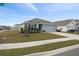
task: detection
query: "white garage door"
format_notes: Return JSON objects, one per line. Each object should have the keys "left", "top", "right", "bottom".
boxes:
{"left": 42, "top": 25, "right": 57, "bottom": 32}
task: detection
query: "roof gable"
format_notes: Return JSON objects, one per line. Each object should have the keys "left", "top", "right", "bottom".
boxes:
{"left": 27, "top": 18, "right": 52, "bottom": 24}
{"left": 19, "top": 18, "right": 57, "bottom": 26}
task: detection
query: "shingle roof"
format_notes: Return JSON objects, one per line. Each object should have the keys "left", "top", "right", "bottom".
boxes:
{"left": 53, "top": 19, "right": 79, "bottom": 26}
{"left": 27, "top": 18, "right": 52, "bottom": 24}
{"left": 74, "top": 19, "right": 79, "bottom": 23}
{"left": 23, "top": 18, "right": 56, "bottom": 25}
{"left": 0, "top": 25, "right": 11, "bottom": 29}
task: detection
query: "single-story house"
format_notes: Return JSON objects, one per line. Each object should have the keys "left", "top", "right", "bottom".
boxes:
{"left": 19, "top": 18, "right": 57, "bottom": 33}
{"left": 54, "top": 19, "right": 79, "bottom": 32}
{"left": 14, "top": 24, "right": 21, "bottom": 31}
{"left": 0, "top": 26, "right": 11, "bottom": 31}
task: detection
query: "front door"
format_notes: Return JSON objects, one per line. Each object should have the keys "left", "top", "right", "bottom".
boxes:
{"left": 39, "top": 24, "right": 42, "bottom": 31}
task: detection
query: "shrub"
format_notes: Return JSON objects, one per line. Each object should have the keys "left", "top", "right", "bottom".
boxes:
{"left": 20, "top": 28, "right": 24, "bottom": 33}
{"left": 42, "top": 30, "right": 45, "bottom": 32}
{"left": 67, "top": 30, "right": 75, "bottom": 32}
{"left": 56, "top": 29, "right": 61, "bottom": 32}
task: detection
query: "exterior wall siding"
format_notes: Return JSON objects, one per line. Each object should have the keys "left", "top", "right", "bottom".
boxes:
{"left": 19, "top": 24, "right": 57, "bottom": 33}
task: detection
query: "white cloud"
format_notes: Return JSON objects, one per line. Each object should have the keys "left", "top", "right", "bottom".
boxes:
{"left": 26, "top": 3, "right": 38, "bottom": 12}
{"left": 15, "top": 3, "right": 39, "bottom": 12}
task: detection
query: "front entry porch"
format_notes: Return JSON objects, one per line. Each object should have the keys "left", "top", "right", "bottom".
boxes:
{"left": 27, "top": 24, "right": 42, "bottom": 33}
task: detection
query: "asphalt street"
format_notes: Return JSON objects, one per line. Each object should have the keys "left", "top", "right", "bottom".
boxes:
{"left": 54, "top": 47, "right": 79, "bottom": 56}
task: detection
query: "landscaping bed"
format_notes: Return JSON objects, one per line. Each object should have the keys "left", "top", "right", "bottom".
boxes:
{"left": 0, "top": 40, "right": 79, "bottom": 56}
{"left": 0, "top": 31, "right": 64, "bottom": 43}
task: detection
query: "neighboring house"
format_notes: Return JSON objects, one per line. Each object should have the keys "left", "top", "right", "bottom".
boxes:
{"left": 18, "top": 18, "right": 57, "bottom": 33}
{"left": 0, "top": 25, "right": 11, "bottom": 31}
{"left": 14, "top": 24, "right": 20, "bottom": 31}
{"left": 54, "top": 19, "right": 79, "bottom": 32}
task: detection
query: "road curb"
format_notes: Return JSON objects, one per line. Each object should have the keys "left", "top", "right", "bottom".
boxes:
{"left": 26, "top": 44, "right": 79, "bottom": 56}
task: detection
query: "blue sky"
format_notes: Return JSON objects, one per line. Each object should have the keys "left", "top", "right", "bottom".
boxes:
{"left": 0, "top": 3, "right": 79, "bottom": 26}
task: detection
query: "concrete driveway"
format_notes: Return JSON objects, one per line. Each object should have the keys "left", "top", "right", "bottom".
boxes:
{"left": 51, "top": 32, "right": 79, "bottom": 56}
{"left": 50, "top": 32, "right": 79, "bottom": 40}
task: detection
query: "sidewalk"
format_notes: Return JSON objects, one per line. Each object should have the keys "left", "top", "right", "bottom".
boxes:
{"left": 50, "top": 32, "right": 79, "bottom": 39}
{"left": 0, "top": 38, "right": 72, "bottom": 50}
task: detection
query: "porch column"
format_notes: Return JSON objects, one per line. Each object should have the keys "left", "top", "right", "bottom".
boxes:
{"left": 28, "top": 24, "right": 31, "bottom": 33}
{"left": 34, "top": 24, "right": 36, "bottom": 32}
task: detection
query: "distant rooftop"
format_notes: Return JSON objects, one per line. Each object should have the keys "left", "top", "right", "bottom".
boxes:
{"left": 53, "top": 19, "right": 79, "bottom": 26}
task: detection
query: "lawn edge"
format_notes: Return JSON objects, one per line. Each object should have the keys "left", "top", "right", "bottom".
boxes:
{"left": 27, "top": 44, "right": 79, "bottom": 56}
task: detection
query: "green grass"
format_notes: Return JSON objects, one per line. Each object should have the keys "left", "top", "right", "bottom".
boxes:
{"left": 0, "top": 31, "right": 64, "bottom": 43}
{"left": 0, "top": 40, "right": 79, "bottom": 56}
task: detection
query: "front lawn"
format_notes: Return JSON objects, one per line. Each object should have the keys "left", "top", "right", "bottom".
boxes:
{"left": 0, "top": 40, "right": 79, "bottom": 56}
{"left": 0, "top": 31, "right": 64, "bottom": 43}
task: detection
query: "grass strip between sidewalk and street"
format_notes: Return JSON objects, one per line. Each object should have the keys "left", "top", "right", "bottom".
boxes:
{"left": 0, "top": 40, "right": 79, "bottom": 56}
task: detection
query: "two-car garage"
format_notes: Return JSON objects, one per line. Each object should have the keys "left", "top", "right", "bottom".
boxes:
{"left": 42, "top": 24, "right": 57, "bottom": 32}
